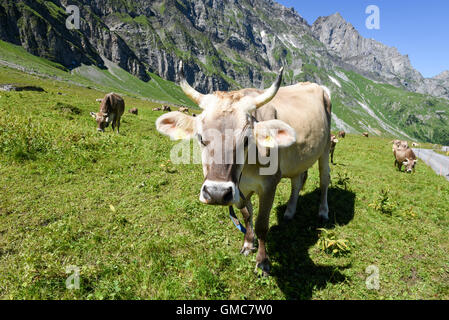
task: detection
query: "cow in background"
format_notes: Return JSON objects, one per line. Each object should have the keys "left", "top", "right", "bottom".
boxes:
{"left": 90, "top": 93, "right": 125, "bottom": 133}
{"left": 330, "top": 134, "right": 339, "bottom": 164}
{"left": 338, "top": 130, "right": 346, "bottom": 138}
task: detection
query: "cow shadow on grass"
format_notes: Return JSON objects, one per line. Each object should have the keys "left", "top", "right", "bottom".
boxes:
{"left": 267, "top": 187, "right": 355, "bottom": 300}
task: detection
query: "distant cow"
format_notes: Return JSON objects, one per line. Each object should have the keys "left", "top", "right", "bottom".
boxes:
{"left": 178, "top": 107, "right": 189, "bottom": 113}
{"left": 362, "top": 132, "right": 369, "bottom": 137}
{"left": 96, "top": 98, "right": 103, "bottom": 102}
{"left": 394, "top": 147, "right": 418, "bottom": 173}
{"left": 391, "top": 140, "right": 408, "bottom": 153}
{"left": 129, "top": 107, "right": 138, "bottom": 115}
{"left": 163, "top": 105, "right": 171, "bottom": 112}
{"left": 412, "top": 142, "right": 420, "bottom": 147}
{"left": 330, "top": 134, "right": 339, "bottom": 164}
{"left": 338, "top": 131, "right": 346, "bottom": 138}
{"left": 90, "top": 92, "right": 125, "bottom": 133}
{"left": 152, "top": 107, "right": 161, "bottom": 111}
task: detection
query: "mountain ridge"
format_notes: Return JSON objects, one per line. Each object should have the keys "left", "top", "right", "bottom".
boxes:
{"left": 0, "top": 0, "right": 448, "bottom": 144}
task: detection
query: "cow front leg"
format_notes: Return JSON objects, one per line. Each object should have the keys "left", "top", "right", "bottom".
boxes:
{"left": 255, "top": 189, "right": 276, "bottom": 276}
{"left": 240, "top": 199, "right": 256, "bottom": 256}
{"left": 318, "top": 153, "right": 330, "bottom": 221}
{"left": 284, "top": 171, "right": 308, "bottom": 220}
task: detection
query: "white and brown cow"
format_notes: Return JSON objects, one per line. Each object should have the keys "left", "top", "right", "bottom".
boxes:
{"left": 156, "top": 62, "right": 332, "bottom": 274}
{"left": 330, "top": 134, "right": 339, "bottom": 165}
{"left": 394, "top": 146, "right": 418, "bottom": 173}
{"left": 90, "top": 93, "right": 125, "bottom": 133}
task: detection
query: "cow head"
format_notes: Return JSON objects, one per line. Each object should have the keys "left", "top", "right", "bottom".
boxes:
{"left": 90, "top": 111, "right": 111, "bottom": 132}
{"left": 403, "top": 158, "right": 417, "bottom": 173}
{"left": 331, "top": 135, "right": 339, "bottom": 145}
{"left": 156, "top": 62, "right": 295, "bottom": 206}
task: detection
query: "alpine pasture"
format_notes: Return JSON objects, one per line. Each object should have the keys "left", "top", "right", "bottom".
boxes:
{"left": 0, "top": 66, "right": 448, "bottom": 300}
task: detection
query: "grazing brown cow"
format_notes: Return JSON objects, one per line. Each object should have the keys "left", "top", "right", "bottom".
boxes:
{"left": 394, "top": 147, "right": 418, "bottom": 173}
{"left": 330, "top": 134, "right": 339, "bottom": 164}
{"left": 362, "top": 132, "right": 369, "bottom": 137}
{"left": 90, "top": 93, "right": 125, "bottom": 133}
{"left": 95, "top": 98, "right": 103, "bottom": 102}
{"left": 157, "top": 62, "right": 332, "bottom": 274}
{"left": 178, "top": 107, "right": 189, "bottom": 113}
{"left": 163, "top": 105, "right": 171, "bottom": 112}
{"left": 152, "top": 107, "right": 161, "bottom": 111}
{"left": 338, "top": 130, "right": 346, "bottom": 138}
{"left": 129, "top": 107, "right": 138, "bottom": 115}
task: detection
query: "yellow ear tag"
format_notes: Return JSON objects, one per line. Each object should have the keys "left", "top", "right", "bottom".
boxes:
{"left": 173, "top": 128, "right": 187, "bottom": 140}
{"left": 262, "top": 135, "right": 275, "bottom": 148}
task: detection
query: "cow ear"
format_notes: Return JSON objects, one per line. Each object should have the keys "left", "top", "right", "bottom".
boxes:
{"left": 254, "top": 120, "right": 296, "bottom": 148}
{"left": 156, "top": 111, "right": 196, "bottom": 140}
{"left": 414, "top": 159, "right": 418, "bottom": 164}
{"left": 90, "top": 112, "right": 96, "bottom": 119}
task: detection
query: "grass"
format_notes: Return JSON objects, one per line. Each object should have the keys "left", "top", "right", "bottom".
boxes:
{"left": 0, "top": 66, "right": 448, "bottom": 300}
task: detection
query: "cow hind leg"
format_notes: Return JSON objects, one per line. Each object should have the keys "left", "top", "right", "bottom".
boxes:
{"left": 318, "top": 153, "right": 330, "bottom": 221}
{"left": 115, "top": 117, "right": 121, "bottom": 134}
{"left": 284, "top": 171, "right": 307, "bottom": 221}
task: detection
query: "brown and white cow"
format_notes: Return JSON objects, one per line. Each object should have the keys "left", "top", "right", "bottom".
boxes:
{"left": 156, "top": 62, "right": 332, "bottom": 274}
{"left": 338, "top": 130, "right": 346, "bottom": 138}
{"left": 90, "top": 93, "right": 125, "bottom": 133}
{"left": 330, "top": 134, "right": 339, "bottom": 165}
{"left": 394, "top": 147, "right": 418, "bottom": 173}
{"left": 129, "top": 107, "right": 138, "bottom": 115}
{"left": 362, "top": 132, "right": 369, "bottom": 138}
{"left": 178, "top": 106, "right": 189, "bottom": 113}
{"left": 391, "top": 140, "right": 408, "bottom": 153}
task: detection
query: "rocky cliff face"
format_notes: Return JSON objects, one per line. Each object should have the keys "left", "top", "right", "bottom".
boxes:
{"left": 0, "top": 0, "right": 448, "bottom": 99}
{"left": 311, "top": 12, "right": 449, "bottom": 99}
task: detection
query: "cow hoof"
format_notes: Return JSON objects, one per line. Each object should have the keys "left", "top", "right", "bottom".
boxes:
{"left": 283, "top": 209, "right": 295, "bottom": 221}
{"left": 255, "top": 259, "right": 271, "bottom": 276}
{"left": 240, "top": 241, "right": 256, "bottom": 256}
{"left": 318, "top": 215, "right": 330, "bottom": 226}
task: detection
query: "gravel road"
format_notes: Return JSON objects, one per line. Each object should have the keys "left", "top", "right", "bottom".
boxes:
{"left": 413, "top": 148, "right": 449, "bottom": 182}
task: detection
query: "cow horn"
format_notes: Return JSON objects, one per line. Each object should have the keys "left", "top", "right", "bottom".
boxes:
{"left": 179, "top": 61, "right": 204, "bottom": 107}
{"left": 254, "top": 67, "right": 284, "bottom": 108}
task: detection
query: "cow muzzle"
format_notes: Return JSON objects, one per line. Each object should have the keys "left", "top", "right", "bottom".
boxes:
{"left": 199, "top": 181, "right": 239, "bottom": 206}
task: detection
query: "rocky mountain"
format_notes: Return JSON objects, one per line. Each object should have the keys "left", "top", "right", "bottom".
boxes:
{"left": 312, "top": 12, "right": 449, "bottom": 99}
{"left": 0, "top": 0, "right": 448, "bottom": 144}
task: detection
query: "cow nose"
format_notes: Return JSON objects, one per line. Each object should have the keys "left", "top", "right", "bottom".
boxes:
{"left": 200, "top": 181, "right": 237, "bottom": 205}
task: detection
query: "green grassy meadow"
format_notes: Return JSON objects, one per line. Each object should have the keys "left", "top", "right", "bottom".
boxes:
{"left": 0, "top": 66, "right": 448, "bottom": 300}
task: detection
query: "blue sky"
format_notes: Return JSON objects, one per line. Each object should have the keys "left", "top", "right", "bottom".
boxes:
{"left": 277, "top": 0, "right": 449, "bottom": 78}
